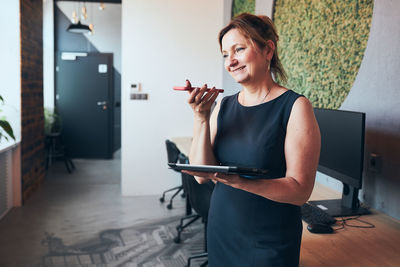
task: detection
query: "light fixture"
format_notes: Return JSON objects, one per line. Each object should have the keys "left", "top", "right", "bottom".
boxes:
{"left": 67, "top": 20, "right": 91, "bottom": 34}
{"left": 88, "top": 2, "right": 95, "bottom": 35}
{"left": 67, "top": 1, "right": 91, "bottom": 34}
{"left": 71, "top": 10, "right": 78, "bottom": 23}
{"left": 81, "top": 5, "right": 88, "bottom": 20}
{"left": 99, "top": 1, "right": 105, "bottom": 11}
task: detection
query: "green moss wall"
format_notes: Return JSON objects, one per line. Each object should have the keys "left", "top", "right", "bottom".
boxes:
{"left": 273, "top": 0, "right": 373, "bottom": 109}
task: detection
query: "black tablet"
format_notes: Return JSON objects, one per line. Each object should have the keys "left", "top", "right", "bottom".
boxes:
{"left": 168, "top": 163, "right": 269, "bottom": 176}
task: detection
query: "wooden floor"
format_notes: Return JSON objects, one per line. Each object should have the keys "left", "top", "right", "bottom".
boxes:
{"left": 300, "top": 183, "right": 400, "bottom": 267}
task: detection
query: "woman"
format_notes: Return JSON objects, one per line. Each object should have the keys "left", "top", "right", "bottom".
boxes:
{"left": 184, "top": 13, "right": 321, "bottom": 266}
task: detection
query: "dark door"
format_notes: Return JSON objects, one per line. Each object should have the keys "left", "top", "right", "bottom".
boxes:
{"left": 56, "top": 52, "right": 113, "bottom": 159}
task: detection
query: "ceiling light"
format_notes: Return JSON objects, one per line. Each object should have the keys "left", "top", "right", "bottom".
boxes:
{"left": 67, "top": 20, "right": 91, "bottom": 34}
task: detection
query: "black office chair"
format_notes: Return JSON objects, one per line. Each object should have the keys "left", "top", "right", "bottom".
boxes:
{"left": 173, "top": 155, "right": 201, "bottom": 244}
{"left": 180, "top": 171, "right": 214, "bottom": 267}
{"left": 161, "top": 140, "right": 187, "bottom": 210}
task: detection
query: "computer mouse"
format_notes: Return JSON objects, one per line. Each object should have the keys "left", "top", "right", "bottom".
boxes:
{"left": 307, "top": 223, "right": 334, "bottom": 234}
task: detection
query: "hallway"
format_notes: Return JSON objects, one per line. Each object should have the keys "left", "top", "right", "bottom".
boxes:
{"left": 0, "top": 152, "right": 186, "bottom": 266}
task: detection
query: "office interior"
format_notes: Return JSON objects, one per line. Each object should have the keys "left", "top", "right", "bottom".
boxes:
{"left": 0, "top": 0, "right": 399, "bottom": 266}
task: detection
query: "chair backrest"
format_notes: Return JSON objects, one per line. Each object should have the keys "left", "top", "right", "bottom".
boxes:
{"left": 166, "top": 139, "right": 182, "bottom": 163}
{"left": 166, "top": 139, "right": 189, "bottom": 174}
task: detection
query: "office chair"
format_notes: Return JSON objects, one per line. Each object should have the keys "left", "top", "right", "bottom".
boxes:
{"left": 161, "top": 140, "right": 187, "bottom": 209}
{"left": 180, "top": 171, "right": 214, "bottom": 267}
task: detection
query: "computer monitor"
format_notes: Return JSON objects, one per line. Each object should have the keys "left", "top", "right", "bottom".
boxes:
{"left": 309, "top": 108, "right": 370, "bottom": 217}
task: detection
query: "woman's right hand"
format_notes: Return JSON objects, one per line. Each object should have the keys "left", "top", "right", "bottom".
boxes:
{"left": 186, "top": 79, "right": 220, "bottom": 122}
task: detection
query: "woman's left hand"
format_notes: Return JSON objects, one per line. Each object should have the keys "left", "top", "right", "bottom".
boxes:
{"left": 181, "top": 170, "right": 244, "bottom": 189}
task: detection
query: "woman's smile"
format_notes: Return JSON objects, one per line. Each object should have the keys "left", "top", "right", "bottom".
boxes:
{"left": 232, "top": 66, "right": 246, "bottom": 72}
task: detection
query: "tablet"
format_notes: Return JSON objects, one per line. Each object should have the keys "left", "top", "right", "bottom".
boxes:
{"left": 168, "top": 163, "right": 269, "bottom": 176}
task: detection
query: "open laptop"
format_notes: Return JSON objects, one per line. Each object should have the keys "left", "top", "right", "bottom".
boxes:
{"left": 168, "top": 163, "right": 269, "bottom": 177}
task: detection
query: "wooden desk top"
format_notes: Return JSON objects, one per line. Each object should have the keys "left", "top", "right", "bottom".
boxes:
{"left": 301, "top": 183, "right": 400, "bottom": 266}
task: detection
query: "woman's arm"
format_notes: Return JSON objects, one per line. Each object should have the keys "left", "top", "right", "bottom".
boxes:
{"left": 209, "top": 97, "right": 321, "bottom": 206}
{"left": 187, "top": 81, "right": 221, "bottom": 184}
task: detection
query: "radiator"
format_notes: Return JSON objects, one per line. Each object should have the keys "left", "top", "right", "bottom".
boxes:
{"left": 0, "top": 150, "right": 12, "bottom": 220}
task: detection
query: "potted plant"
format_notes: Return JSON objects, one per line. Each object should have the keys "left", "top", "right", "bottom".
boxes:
{"left": 0, "top": 95, "right": 16, "bottom": 142}
{"left": 44, "top": 107, "right": 61, "bottom": 135}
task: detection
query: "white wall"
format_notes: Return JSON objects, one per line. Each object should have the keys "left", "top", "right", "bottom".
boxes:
{"left": 0, "top": 1, "right": 21, "bottom": 150}
{"left": 255, "top": 0, "right": 274, "bottom": 17}
{"left": 43, "top": 0, "right": 54, "bottom": 109}
{"left": 121, "top": 0, "right": 224, "bottom": 195}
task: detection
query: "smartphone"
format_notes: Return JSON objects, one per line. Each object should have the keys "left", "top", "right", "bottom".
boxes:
{"left": 173, "top": 86, "right": 224, "bottom": 93}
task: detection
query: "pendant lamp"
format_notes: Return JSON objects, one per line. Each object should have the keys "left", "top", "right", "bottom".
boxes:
{"left": 67, "top": 20, "right": 91, "bottom": 34}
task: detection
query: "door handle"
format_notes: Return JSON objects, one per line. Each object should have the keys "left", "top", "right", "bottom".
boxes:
{"left": 97, "top": 101, "right": 107, "bottom": 106}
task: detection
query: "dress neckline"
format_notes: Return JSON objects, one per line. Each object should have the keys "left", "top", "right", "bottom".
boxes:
{"left": 235, "top": 90, "right": 291, "bottom": 108}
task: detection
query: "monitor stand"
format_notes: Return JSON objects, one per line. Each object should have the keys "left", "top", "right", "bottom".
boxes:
{"left": 309, "top": 199, "right": 370, "bottom": 217}
{"left": 309, "top": 184, "right": 370, "bottom": 217}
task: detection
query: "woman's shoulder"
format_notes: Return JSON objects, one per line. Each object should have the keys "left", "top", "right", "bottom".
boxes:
{"left": 278, "top": 87, "right": 303, "bottom": 99}
{"left": 222, "top": 92, "right": 239, "bottom": 101}
{"left": 218, "top": 92, "right": 239, "bottom": 109}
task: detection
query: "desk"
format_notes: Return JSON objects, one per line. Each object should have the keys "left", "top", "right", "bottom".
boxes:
{"left": 170, "top": 136, "right": 192, "bottom": 157}
{"left": 301, "top": 183, "right": 400, "bottom": 266}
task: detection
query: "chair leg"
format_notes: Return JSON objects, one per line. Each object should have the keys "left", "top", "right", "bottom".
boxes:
{"left": 167, "top": 186, "right": 183, "bottom": 209}
{"left": 174, "top": 214, "right": 201, "bottom": 243}
{"left": 187, "top": 252, "right": 208, "bottom": 267}
{"left": 185, "top": 195, "right": 192, "bottom": 216}
{"left": 186, "top": 220, "right": 208, "bottom": 266}
{"left": 160, "top": 185, "right": 182, "bottom": 203}
{"left": 64, "top": 157, "right": 72, "bottom": 173}
{"left": 200, "top": 260, "right": 208, "bottom": 267}
{"left": 68, "top": 158, "right": 75, "bottom": 170}
{"left": 180, "top": 214, "right": 200, "bottom": 229}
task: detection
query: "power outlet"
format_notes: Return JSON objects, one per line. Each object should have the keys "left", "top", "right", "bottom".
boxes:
{"left": 368, "top": 153, "right": 381, "bottom": 173}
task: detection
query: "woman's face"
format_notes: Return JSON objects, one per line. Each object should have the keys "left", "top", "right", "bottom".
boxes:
{"left": 221, "top": 28, "right": 269, "bottom": 85}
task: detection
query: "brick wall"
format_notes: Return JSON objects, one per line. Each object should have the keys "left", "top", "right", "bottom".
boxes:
{"left": 20, "top": 0, "right": 45, "bottom": 202}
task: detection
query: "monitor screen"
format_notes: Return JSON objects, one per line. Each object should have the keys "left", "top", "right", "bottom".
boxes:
{"left": 314, "top": 108, "right": 365, "bottom": 189}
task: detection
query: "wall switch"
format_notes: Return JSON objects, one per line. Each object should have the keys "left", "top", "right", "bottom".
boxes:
{"left": 130, "top": 83, "right": 142, "bottom": 93}
{"left": 130, "top": 93, "right": 148, "bottom": 100}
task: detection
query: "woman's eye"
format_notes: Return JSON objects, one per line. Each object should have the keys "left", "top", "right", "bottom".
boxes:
{"left": 222, "top": 54, "right": 228, "bottom": 58}
{"left": 235, "top": 47, "right": 244, "bottom": 53}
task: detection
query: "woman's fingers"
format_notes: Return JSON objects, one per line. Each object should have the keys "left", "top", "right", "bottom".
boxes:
{"left": 197, "top": 87, "right": 219, "bottom": 105}
{"left": 204, "top": 87, "right": 219, "bottom": 104}
{"left": 194, "top": 84, "right": 208, "bottom": 104}
{"left": 187, "top": 87, "right": 199, "bottom": 104}
{"left": 186, "top": 82, "right": 219, "bottom": 115}
{"left": 181, "top": 170, "right": 215, "bottom": 179}
{"left": 185, "top": 79, "right": 192, "bottom": 89}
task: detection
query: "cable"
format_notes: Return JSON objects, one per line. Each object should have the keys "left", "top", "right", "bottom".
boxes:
{"left": 334, "top": 215, "right": 375, "bottom": 230}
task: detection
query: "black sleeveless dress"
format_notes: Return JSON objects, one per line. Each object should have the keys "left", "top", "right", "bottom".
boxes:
{"left": 208, "top": 90, "right": 303, "bottom": 267}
